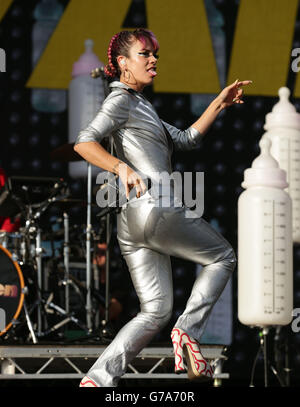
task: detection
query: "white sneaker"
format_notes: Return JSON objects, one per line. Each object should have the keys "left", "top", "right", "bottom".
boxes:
{"left": 79, "top": 376, "right": 98, "bottom": 387}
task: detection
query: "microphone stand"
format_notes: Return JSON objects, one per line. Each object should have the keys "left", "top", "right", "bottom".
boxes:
{"left": 105, "top": 137, "right": 114, "bottom": 324}
{"left": 87, "top": 68, "right": 113, "bottom": 335}
{"left": 86, "top": 162, "right": 93, "bottom": 331}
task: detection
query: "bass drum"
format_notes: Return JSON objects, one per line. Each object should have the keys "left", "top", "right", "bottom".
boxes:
{"left": 0, "top": 245, "right": 24, "bottom": 336}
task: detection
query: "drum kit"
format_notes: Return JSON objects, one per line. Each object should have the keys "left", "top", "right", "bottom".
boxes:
{"left": 0, "top": 142, "right": 120, "bottom": 344}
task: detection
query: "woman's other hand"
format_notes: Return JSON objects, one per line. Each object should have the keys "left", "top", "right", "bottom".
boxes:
{"left": 118, "top": 163, "right": 147, "bottom": 200}
{"left": 217, "top": 79, "right": 253, "bottom": 109}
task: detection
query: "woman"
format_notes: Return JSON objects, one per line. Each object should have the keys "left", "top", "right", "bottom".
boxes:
{"left": 75, "top": 28, "right": 251, "bottom": 387}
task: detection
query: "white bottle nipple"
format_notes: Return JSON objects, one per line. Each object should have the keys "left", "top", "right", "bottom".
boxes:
{"left": 273, "top": 87, "right": 296, "bottom": 114}
{"left": 264, "top": 87, "right": 300, "bottom": 130}
{"left": 252, "top": 138, "right": 278, "bottom": 169}
{"left": 242, "top": 138, "right": 288, "bottom": 189}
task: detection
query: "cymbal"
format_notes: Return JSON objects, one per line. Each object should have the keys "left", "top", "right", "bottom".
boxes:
{"left": 50, "top": 143, "right": 82, "bottom": 162}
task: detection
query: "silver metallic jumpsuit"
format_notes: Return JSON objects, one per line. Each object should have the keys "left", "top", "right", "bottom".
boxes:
{"left": 75, "top": 80, "right": 237, "bottom": 387}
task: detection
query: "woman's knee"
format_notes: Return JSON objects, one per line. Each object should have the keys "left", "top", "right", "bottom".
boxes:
{"left": 158, "top": 306, "right": 173, "bottom": 329}
{"left": 222, "top": 245, "right": 237, "bottom": 273}
{"left": 142, "top": 296, "right": 173, "bottom": 329}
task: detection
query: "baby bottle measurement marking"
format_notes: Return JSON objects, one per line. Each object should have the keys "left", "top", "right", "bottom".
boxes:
{"left": 262, "top": 199, "right": 287, "bottom": 315}
{"left": 277, "top": 137, "right": 300, "bottom": 235}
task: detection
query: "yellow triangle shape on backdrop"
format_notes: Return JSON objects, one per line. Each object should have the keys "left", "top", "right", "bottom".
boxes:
{"left": 146, "top": 0, "right": 220, "bottom": 94}
{"left": 26, "top": 0, "right": 131, "bottom": 90}
{"left": 227, "top": 0, "right": 298, "bottom": 96}
{"left": 0, "top": 0, "right": 13, "bottom": 22}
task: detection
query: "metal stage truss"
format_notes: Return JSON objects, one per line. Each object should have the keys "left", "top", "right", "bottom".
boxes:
{"left": 0, "top": 344, "right": 229, "bottom": 386}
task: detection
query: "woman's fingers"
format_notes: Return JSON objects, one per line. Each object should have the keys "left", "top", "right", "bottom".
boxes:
{"left": 135, "top": 178, "right": 147, "bottom": 198}
{"left": 127, "top": 173, "right": 147, "bottom": 198}
{"left": 125, "top": 182, "right": 130, "bottom": 200}
{"left": 228, "top": 79, "right": 239, "bottom": 89}
{"left": 229, "top": 79, "right": 252, "bottom": 90}
{"left": 237, "top": 80, "right": 252, "bottom": 86}
{"left": 119, "top": 164, "right": 148, "bottom": 200}
{"left": 139, "top": 178, "right": 147, "bottom": 195}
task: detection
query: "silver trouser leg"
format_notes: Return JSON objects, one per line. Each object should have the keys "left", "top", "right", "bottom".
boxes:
{"left": 87, "top": 200, "right": 236, "bottom": 386}
{"left": 141, "top": 204, "right": 236, "bottom": 340}
{"left": 87, "top": 247, "right": 173, "bottom": 387}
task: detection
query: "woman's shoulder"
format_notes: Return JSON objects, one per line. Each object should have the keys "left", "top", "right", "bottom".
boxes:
{"left": 105, "top": 87, "right": 131, "bottom": 103}
{"left": 98, "top": 87, "right": 131, "bottom": 123}
{"left": 101, "top": 88, "right": 131, "bottom": 115}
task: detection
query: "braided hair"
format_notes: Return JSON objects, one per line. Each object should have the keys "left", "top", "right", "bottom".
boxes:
{"left": 103, "top": 28, "right": 159, "bottom": 80}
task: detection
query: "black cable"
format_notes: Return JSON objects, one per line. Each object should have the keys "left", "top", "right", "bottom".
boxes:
{"left": 249, "top": 340, "right": 262, "bottom": 387}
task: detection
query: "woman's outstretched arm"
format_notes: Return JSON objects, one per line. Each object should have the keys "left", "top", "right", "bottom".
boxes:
{"left": 191, "top": 79, "right": 252, "bottom": 136}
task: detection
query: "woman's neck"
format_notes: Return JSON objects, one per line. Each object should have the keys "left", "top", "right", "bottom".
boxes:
{"left": 119, "top": 78, "right": 144, "bottom": 93}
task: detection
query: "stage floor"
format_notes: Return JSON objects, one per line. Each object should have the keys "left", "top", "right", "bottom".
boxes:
{"left": 0, "top": 343, "right": 229, "bottom": 386}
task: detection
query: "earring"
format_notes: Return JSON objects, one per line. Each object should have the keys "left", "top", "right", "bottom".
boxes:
{"left": 124, "top": 68, "right": 131, "bottom": 83}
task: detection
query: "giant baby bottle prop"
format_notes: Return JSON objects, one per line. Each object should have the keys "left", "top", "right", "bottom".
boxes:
{"left": 238, "top": 138, "right": 293, "bottom": 327}
{"left": 262, "top": 87, "right": 300, "bottom": 243}
{"left": 68, "top": 39, "right": 105, "bottom": 178}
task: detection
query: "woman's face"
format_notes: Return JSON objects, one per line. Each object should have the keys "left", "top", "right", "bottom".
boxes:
{"left": 118, "top": 38, "right": 159, "bottom": 91}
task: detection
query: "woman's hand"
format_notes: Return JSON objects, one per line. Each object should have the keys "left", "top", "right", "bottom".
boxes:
{"left": 190, "top": 79, "right": 252, "bottom": 135}
{"left": 217, "top": 79, "right": 252, "bottom": 109}
{"left": 117, "top": 162, "right": 147, "bottom": 200}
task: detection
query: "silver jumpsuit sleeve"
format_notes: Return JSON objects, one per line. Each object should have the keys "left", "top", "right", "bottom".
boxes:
{"left": 75, "top": 91, "right": 130, "bottom": 145}
{"left": 161, "top": 120, "right": 204, "bottom": 151}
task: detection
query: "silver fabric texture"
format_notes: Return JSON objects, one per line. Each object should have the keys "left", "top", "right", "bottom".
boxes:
{"left": 75, "top": 81, "right": 204, "bottom": 190}
{"left": 76, "top": 81, "right": 237, "bottom": 387}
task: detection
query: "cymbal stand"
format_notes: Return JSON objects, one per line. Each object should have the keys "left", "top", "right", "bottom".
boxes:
{"left": 22, "top": 299, "right": 38, "bottom": 343}
{"left": 105, "top": 211, "right": 111, "bottom": 323}
{"left": 23, "top": 187, "right": 70, "bottom": 338}
{"left": 35, "top": 228, "right": 43, "bottom": 336}
{"left": 104, "top": 136, "right": 117, "bottom": 324}
{"left": 63, "top": 212, "right": 70, "bottom": 314}
{"left": 21, "top": 190, "right": 43, "bottom": 336}
{"left": 39, "top": 293, "right": 88, "bottom": 337}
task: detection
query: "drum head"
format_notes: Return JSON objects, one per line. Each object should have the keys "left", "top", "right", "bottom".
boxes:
{"left": 0, "top": 245, "right": 24, "bottom": 336}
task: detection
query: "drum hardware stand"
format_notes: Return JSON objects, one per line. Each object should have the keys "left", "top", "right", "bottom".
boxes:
{"left": 37, "top": 293, "right": 88, "bottom": 338}
{"left": 20, "top": 184, "right": 85, "bottom": 340}
{"left": 0, "top": 178, "right": 92, "bottom": 341}
{"left": 26, "top": 183, "right": 69, "bottom": 335}
{"left": 274, "top": 326, "right": 291, "bottom": 386}
{"left": 22, "top": 295, "right": 38, "bottom": 344}
{"left": 250, "top": 327, "right": 287, "bottom": 387}
{"left": 6, "top": 286, "right": 38, "bottom": 344}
